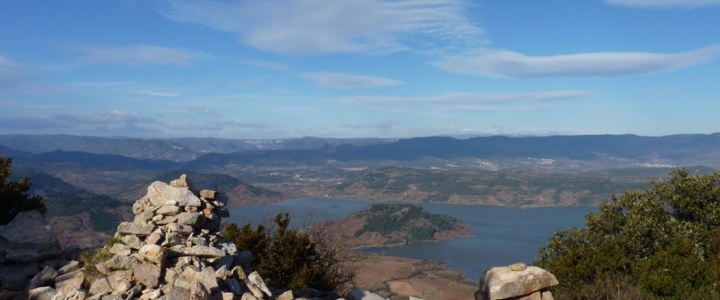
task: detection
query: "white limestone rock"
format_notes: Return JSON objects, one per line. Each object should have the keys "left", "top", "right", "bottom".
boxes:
{"left": 479, "top": 264, "right": 558, "bottom": 300}
{"left": 147, "top": 181, "right": 201, "bottom": 207}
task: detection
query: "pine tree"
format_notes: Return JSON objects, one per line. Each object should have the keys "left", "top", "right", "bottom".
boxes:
{"left": 0, "top": 156, "right": 46, "bottom": 225}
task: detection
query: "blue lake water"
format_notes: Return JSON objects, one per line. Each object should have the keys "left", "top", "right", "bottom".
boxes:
{"left": 226, "top": 198, "right": 595, "bottom": 280}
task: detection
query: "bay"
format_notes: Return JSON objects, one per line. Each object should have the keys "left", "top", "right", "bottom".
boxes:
{"left": 226, "top": 198, "right": 595, "bottom": 280}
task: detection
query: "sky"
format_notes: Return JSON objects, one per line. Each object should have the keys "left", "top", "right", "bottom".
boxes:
{"left": 0, "top": 0, "right": 719, "bottom": 139}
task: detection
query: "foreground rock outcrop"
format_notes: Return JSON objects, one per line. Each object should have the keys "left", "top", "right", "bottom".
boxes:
{"left": 0, "top": 210, "right": 72, "bottom": 299}
{"left": 475, "top": 263, "right": 558, "bottom": 300}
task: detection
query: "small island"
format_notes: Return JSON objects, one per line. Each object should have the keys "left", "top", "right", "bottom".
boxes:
{"left": 318, "top": 203, "right": 474, "bottom": 248}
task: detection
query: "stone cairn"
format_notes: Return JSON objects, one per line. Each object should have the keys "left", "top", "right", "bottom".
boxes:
{"left": 21, "top": 174, "right": 350, "bottom": 300}
{"left": 474, "top": 263, "right": 558, "bottom": 300}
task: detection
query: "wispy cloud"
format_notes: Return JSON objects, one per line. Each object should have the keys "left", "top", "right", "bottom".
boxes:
{"left": 302, "top": 72, "right": 403, "bottom": 88}
{"left": 237, "top": 59, "right": 291, "bottom": 70}
{"left": 0, "top": 55, "right": 31, "bottom": 88}
{"left": 190, "top": 107, "right": 220, "bottom": 116}
{"left": 0, "top": 117, "right": 70, "bottom": 131}
{"left": 134, "top": 90, "right": 180, "bottom": 97}
{"left": 73, "top": 45, "right": 204, "bottom": 66}
{"left": 343, "top": 121, "right": 398, "bottom": 131}
{"left": 223, "top": 120, "right": 269, "bottom": 129}
{"left": 435, "top": 44, "right": 720, "bottom": 78}
{"left": 605, "top": 0, "right": 720, "bottom": 8}
{"left": 157, "top": 0, "right": 483, "bottom": 55}
{"left": 53, "top": 110, "right": 157, "bottom": 125}
{"left": 344, "top": 90, "right": 597, "bottom": 106}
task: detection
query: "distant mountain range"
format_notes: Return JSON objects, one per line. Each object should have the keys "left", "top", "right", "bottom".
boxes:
{"left": 1, "top": 133, "right": 719, "bottom": 170}
{"left": 0, "top": 135, "right": 396, "bottom": 162}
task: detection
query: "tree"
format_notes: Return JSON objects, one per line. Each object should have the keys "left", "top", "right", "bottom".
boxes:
{"left": 536, "top": 168, "right": 720, "bottom": 299}
{"left": 223, "top": 213, "right": 355, "bottom": 295}
{"left": 0, "top": 156, "right": 46, "bottom": 225}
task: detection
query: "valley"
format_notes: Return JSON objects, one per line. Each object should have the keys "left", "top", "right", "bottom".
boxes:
{"left": 2, "top": 133, "right": 717, "bottom": 250}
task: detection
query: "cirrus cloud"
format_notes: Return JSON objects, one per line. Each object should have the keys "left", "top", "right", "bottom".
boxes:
{"left": 302, "top": 72, "right": 402, "bottom": 88}
{"left": 344, "top": 90, "right": 597, "bottom": 105}
{"left": 73, "top": 45, "right": 204, "bottom": 66}
{"left": 605, "top": 0, "right": 720, "bottom": 8}
{"left": 53, "top": 110, "right": 158, "bottom": 125}
{"left": 156, "top": 0, "right": 484, "bottom": 55}
{"left": 0, "top": 55, "right": 31, "bottom": 88}
{"left": 435, "top": 44, "right": 720, "bottom": 78}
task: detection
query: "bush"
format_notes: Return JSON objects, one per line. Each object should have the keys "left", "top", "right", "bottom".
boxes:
{"left": 223, "top": 213, "right": 355, "bottom": 295}
{"left": 0, "top": 156, "right": 46, "bottom": 225}
{"left": 536, "top": 168, "right": 720, "bottom": 299}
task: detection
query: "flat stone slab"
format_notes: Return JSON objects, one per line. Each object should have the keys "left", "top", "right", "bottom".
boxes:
{"left": 117, "top": 222, "right": 155, "bottom": 236}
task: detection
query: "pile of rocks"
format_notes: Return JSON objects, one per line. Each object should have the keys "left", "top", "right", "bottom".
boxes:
{"left": 474, "top": 263, "right": 558, "bottom": 300}
{"left": 22, "top": 174, "right": 341, "bottom": 300}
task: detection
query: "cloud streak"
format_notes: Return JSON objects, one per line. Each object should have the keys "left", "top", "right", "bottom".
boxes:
{"left": 344, "top": 90, "right": 597, "bottom": 105}
{"left": 190, "top": 107, "right": 220, "bottom": 116}
{"left": 134, "top": 90, "right": 180, "bottom": 97}
{"left": 74, "top": 45, "right": 203, "bottom": 66}
{"left": 237, "top": 59, "right": 291, "bottom": 70}
{"left": 157, "top": 0, "right": 483, "bottom": 55}
{"left": 302, "top": 72, "right": 402, "bottom": 88}
{"left": 223, "top": 120, "right": 269, "bottom": 129}
{"left": 53, "top": 110, "right": 157, "bottom": 125}
{"left": 0, "top": 56, "right": 31, "bottom": 88}
{"left": 605, "top": 0, "right": 720, "bottom": 8}
{"left": 435, "top": 44, "right": 720, "bottom": 78}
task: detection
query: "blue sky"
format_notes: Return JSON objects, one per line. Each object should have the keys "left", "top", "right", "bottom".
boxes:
{"left": 1, "top": 0, "right": 719, "bottom": 139}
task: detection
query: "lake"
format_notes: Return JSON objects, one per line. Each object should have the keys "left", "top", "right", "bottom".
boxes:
{"left": 226, "top": 198, "right": 595, "bottom": 280}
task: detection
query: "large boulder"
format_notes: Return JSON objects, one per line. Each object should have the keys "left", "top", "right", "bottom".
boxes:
{"left": 477, "top": 263, "right": 558, "bottom": 300}
{"left": 146, "top": 181, "right": 201, "bottom": 207}
{"left": 0, "top": 211, "right": 64, "bottom": 263}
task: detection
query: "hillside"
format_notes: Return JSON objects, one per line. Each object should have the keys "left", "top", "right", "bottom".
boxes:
{"left": 18, "top": 170, "right": 125, "bottom": 247}
{"left": 331, "top": 167, "right": 655, "bottom": 206}
{"left": 318, "top": 204, "right": 473, "bottom": 248}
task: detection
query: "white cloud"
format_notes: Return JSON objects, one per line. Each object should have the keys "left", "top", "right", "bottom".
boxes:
{"left": 344, "top": 90, "right": 597, "bottom": 105}
{"left": 74, "top": 45, "right": 204, "bottom": 66}
{"left": 605, "top": 0, "right": 720, "bottom": 8}
{"left": 0, "top": 56, "right": 31, "bottom": 88}
{"left": 157, "top": 0, "right": 483, "bottom": 55}
{"left": 435, "top": 44, "right": 720, "bottom": 78}
{"left": 302, "top": 72, "right": 403, "bottom": 88}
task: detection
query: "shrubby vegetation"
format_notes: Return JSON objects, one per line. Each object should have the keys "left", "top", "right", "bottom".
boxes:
{"left": 353, "top": 204, "right": 467, "bottom": 244}
{"left": 0, "top": 156, "right": 46, "bottom": 225}
{"left": 223, "top": 213, "right": 354, "bottom": 295}
{"left": 536, "top": 168, "right": 720, "bottom": 299}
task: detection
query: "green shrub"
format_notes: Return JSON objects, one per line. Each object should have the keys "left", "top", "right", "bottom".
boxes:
{"left": 223, "top": 213, "right": 355, "bottom": 295}
{"left": 0, "top": 156, "right": 46, "bottom": 225}
{"left": 80, "top": 247, "right": 113, "bottom": 288}
{"left": 536, "top": 168, "right": 720, "bottom": 299}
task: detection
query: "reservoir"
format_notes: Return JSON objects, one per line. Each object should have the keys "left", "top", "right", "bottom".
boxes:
{"left": 226, "top": 198, "right": 595, "bottom": 280}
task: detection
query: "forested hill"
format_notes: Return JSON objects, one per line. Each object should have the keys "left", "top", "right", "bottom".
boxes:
{"left": 317, "top": 204, "right": 473, "bottom": 248}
